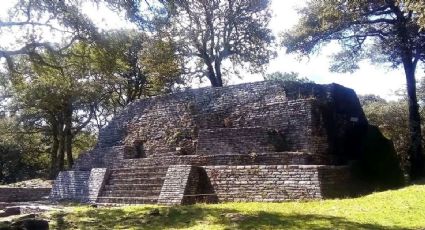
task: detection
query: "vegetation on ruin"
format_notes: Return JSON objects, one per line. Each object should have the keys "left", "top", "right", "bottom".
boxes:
{"left": 44, "top": 184, "right": 425, "bottom": 230}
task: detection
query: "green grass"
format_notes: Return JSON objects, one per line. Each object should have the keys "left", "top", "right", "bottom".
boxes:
{"left": 45, "top": 185, "right": 425, "bottom": 230}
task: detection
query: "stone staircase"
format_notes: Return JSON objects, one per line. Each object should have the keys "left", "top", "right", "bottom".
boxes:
{"left": 96, "top": 166, "right": 169, "bottom": 204}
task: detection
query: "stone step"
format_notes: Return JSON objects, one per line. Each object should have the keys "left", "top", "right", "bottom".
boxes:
{"left": 110, "top": 166, "right": 169, "bottom": 174}
{"left": 96, "top": 196, "right": 158, "bottom": 204}
{"left": 104, "top": 184, "right": 163, "bottom": 191}
{"left": 117, "top": 152, "right": 334, "bottom": 168}
{"left": 107, "top": 177, "right": 165, "bottom": 185}
{"left": 101, "top": 189, "right": 161, "bottom": 197}
{"left": 147, "top": 151, "right": 179, "bottom": 157}
{"left": 109, "top": 172, "right": 166, "bottom": 180}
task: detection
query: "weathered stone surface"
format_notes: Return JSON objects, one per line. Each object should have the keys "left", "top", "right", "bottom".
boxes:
{"left": 4, "top": 207, "right": 20, "bottom": 216}
{"left": 75, "top": 81, "right": 368, "bottom": 168}
{"left": 0, "top": 207, "right": 21, "bottom": 218}
{"left": 157, "top": 165, "right": 194, "bottom": 205}
{"left": 203, "top": 165, "right": 351, "bottom": 202}
{"left": 87, "top": 168, "right": 109, "bottom": 203}
{"left": 50, "top": 81, "right": 373, "bottom": 204}
{"left": 0, "top": 188, "right": 51, "bottom": 203}
{"left": 50, "top": 168, "right": 108, "bottom": 203}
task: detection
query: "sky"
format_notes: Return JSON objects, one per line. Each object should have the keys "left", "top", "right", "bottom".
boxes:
{"left": 264, "top": 0, "right": 408, "bottom": 100}
{"left": 0, "top": 0, "right": 415, "bottom": 100}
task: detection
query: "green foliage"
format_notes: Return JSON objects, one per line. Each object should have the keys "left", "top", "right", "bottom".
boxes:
{"left": 91, "top": 30, "right": 183, "bottom": 107}
{"left": 402, "top": 0, "right": 425, "bottom": 27}
{"left": 166, "top": 0, "right": 275, "bottom": 86}
{"left": 360, "top": 95, "right": 410, "bottom": 169}
{"left": 72, "top": 132, "right": 97, "bottom": 159}
{"left": 1, "top": 28, "right": 184, "bottom": 177}
{"left": 140, "top": 38, "right": 183, "bottom": 95}
{"left": 0, "top": 0, "right": 100, "bottom": 65}
{"left": 282, "top": 0, "right": 425, "bottom": 70}
{"left": 0, "top": 118, "right": 49, "bottom": 184}
{"left": 47, "top": 185, "right": 425, "bottom": 229}
{"left": 264, "top": 72, "right": 313, "bottom": 84}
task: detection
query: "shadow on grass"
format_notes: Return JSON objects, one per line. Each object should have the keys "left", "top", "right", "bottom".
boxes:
{"left": 235, "top": 211, "right": 410, "bottom": 230}
{"left": 50, "top": 205, "right": 411, "bottom": 230}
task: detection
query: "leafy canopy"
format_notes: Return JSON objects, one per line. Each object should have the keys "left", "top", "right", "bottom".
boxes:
{"left": 282, "top": 0, "right": 425, "bottom": 73}
{"left": 168, "top": 0, "right": 275, "bottom": 86}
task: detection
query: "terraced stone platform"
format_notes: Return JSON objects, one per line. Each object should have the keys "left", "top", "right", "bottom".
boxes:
{"left": 97, "top": 166, "right": 167, "bottom": 204}
{"left": 50, "top": 81, "right": 375, "bottom": 205}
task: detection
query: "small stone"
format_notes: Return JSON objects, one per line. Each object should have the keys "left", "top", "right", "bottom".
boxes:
{"left": 224, "top": 213, "right": 247, "bottom": 222}
{"left": 1, "top": 207, "right": 20, "bottom": 217}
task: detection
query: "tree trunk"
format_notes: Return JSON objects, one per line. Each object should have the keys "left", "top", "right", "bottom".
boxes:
{"left": 403, "top": 61, "right": 425, "bottom": 179}
{"left": 57, "top": 116, "right": 65, "bottom": 172}
{"left": 203, "top": 57, "right": 222, "bottom": 87}
{"left": 64, "top": 103, "right": 73, "bottom": 168}
{"left": 49, "top": 117, "right": 59, "bottom": 179}
{"left": 214, "top": 60, "right": 223, "bottom": 87}
{"left": 206, "top": 66, "right": 220, "bottom": 87}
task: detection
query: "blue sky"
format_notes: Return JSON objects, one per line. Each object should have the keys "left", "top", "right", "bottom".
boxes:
{"left": 0, "top": 0, "right": 413, "bottom": 100}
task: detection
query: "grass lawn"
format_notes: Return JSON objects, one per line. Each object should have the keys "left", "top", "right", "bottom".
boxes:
{"left": 45, "top": 184, "right": 425, "bottom": 230}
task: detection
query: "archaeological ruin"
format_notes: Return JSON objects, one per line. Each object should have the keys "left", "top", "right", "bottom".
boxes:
{"left": 50, "top": 81, "right": 398, "bottom": 205}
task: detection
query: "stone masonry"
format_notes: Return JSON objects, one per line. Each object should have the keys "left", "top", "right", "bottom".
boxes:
{"left": 0, "top": 188, "right": 51, "bottom": 202}
{"left": 50, "top": 81, "right": 370, "bottom": 204}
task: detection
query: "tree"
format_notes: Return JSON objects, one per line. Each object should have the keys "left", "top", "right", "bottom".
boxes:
{"left": 169, "top": 0, "right": 275, "bottom": 87}
{"left": 282, "top": 0, "right": 425, "bottom": 179}
{"left": 0, "top": 0, "right": 99, "bottom": 67}
{"left": 108, "top": 0, "right": 276, "bottom": 87}
{"left": 95, "top": 30, "right": 183, "bottom": 108}
{"left": 402, "top": 0, "right": 425, "bottom": 27}
{"left": 360, "top": 95, "right": 410, "bottom": 171}
{"left": 0, "top": 1, "right": 183, "bottom": 178}
{"left": 0, "top": 117, "right": 49, "bottom": 184}
{"left": 2, "top": 30, "right": 183, "bottom": 177}
{"left": 6, "top": 49, "right": 102, "bottom": 176}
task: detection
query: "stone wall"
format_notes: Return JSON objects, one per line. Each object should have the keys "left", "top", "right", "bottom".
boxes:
{"left": 0, "top": 188, "right": 51, "bottom": 202}
{"left": 51, "top": 81, "right": 370, "bottom": 205}
{"left": 197, "top": 127, "right": 273, "bottom": 155}
{"left": 73, "top": 147, "right": 125, "bottom": 171}
{"left": 157, "top": 165, "right": 194, "bottom": 205}
{"left": 202, "top": 165, "right": 351, "bottom": 202}
{"left": 158, "top": 165, "right": 217, "bottom": 205}
{"left": 50, "top": 168, "right": 109, "bottom": 203}
{"left": 74, "top": 81, "right": 368, "bottom": 170}
{"left": 87, "top": 168, "right": 109, "bottom": 203}
{"left": 156, "top": 164, "right": 351, "bottom": 204}
{"left": 118, "top": 152, "right": 334, "bottom": 168}
{"left": 50, "top": 171, "right": 91, "bottom": 202}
